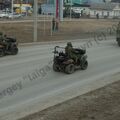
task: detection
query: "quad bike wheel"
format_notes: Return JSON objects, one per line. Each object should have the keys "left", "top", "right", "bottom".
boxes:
{"left": 53, "top": 63, "right": 60, "bottom": 72}
{"left": 11, "top": 47, "right": 18, "bottom": 55}
{"left": 0, "top": 49, "right": 5, "bottom": 57}
{"left": 65, "top": 64, "right": 75, "bottom": 74}
{"left": 81, "top": 61, "right": 88, "bottom": 70}
{"left": 116, "top": 38, "right": 120, "bottom": 47}
{"left": 118, "top": 41, "right": 120, "bottom": 47}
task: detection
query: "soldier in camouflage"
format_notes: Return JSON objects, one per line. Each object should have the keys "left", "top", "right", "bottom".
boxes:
{"left": 0, "top": 33, "right": 9, "bottom": 49}
{"left": 65, "top": 42, "right": 79, "bottom": 63}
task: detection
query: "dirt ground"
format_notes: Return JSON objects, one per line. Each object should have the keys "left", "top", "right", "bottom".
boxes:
{"left": 19, "top": 80, "right": 120, "bottom": 120}
{"left": 0, "top": 19, "right": 119, "bottom": 43}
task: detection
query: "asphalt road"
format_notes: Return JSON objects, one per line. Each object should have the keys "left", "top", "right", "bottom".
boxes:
{"left": 0, "top": 38, "right": 120, "bottom": 120}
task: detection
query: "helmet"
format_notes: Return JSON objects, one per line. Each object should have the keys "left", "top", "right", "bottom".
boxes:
{"left": 67, "top": 42, "right": 72, "bottom": 47}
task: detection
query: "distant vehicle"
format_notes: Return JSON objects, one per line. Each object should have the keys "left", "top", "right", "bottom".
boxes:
{"left": 72, "top": 8, "right": 81, "bottom": 14}
{"left": 53, "top": 46, "right": 88, "bottom": 74}
{"left": 63, "top": 9, "right": 80, "bottom": 18}
{"left": 0, "top": 12, "right": 9, "bottom": 18}
{"left": 7, "top": 13, "right": 23, "bottom": 19}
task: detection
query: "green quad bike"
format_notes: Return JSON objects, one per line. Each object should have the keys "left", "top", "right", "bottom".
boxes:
{"left": 53, "top": 46, "right": 88, "bottom": 74}
{"left": 0, "top": 36, "right": 18, "bottom": 57}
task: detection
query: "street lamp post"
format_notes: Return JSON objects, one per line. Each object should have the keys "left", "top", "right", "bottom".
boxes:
{"left": 11, "top": 0, "right": 14, "bottom": 19}
{"left": 70, "top": 0, "right": 72, "bottom": 20}
{"left": 59, "top": 0, "right": 63, "bottom": 21}
{"left": 54, "top": 0, "right": 59, "bottom": 18}
{"left": 20, "top": 0, "right": 23, "bottom": 14}
{"left": 33, "top": 0, "right": 38, "bottom": 42}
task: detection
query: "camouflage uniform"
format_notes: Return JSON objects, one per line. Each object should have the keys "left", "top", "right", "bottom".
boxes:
{"left": 65, "top": 42, "right": 79, "bottom": 62}
{"left": 0, "top": 33, "right": 9, "bottom": 49}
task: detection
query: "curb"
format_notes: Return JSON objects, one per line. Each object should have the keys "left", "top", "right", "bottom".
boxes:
{"left": 19, "top": 36, "right": 115, "bottom": 47}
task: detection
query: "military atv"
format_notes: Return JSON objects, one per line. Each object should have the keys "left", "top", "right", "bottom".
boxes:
{"left": 0, "top": 37, "right": 18, "bottom": 57}
{"left": 53, "top": 46, "right": 88, "bottom": 74}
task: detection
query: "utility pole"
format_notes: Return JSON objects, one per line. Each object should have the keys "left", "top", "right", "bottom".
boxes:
{"left": 70, "top": 0, "right": 72, "bottom": 20}
{"left": 54, "top": 0, "right": 59, "bottom": 18}
{"left": 59, "top": 0, "right": 63, "bottom": 21}
{"left": 20, "top": 0, "right": 22, "bottom": 14}
{"left": 33, "top": 0, "right": 38, "bottom": 42}
{"left": 11, "top": 0, "right": 14, "bottom": 19}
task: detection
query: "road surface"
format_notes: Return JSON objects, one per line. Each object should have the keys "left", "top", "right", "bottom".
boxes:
{"left": 0, "top": 38, "right": 120, "bottom": 120}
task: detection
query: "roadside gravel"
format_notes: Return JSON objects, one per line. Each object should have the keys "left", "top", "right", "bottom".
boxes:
{"left": 19, "top": 80, "right": 120, "bottom": 120}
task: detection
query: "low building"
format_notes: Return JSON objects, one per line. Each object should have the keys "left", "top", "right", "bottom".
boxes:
{"left": 72, "top": 3, "right": 120, "bottom": 19}
{"left": 113, "top": 3, "right": 120, "bottom": 17}
{"left": 89, "top": 3, "right": 120, "bottom": 18}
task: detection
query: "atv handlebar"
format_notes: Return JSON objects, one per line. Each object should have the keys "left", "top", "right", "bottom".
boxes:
{"left": 53, "top": 46, "right": 65, "bottom": 54}
{"left": 53, "top": 46, "right": 86, "bottom": 55}
{"left": 55, "top": 46, "right": 65, "bottom": 49}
